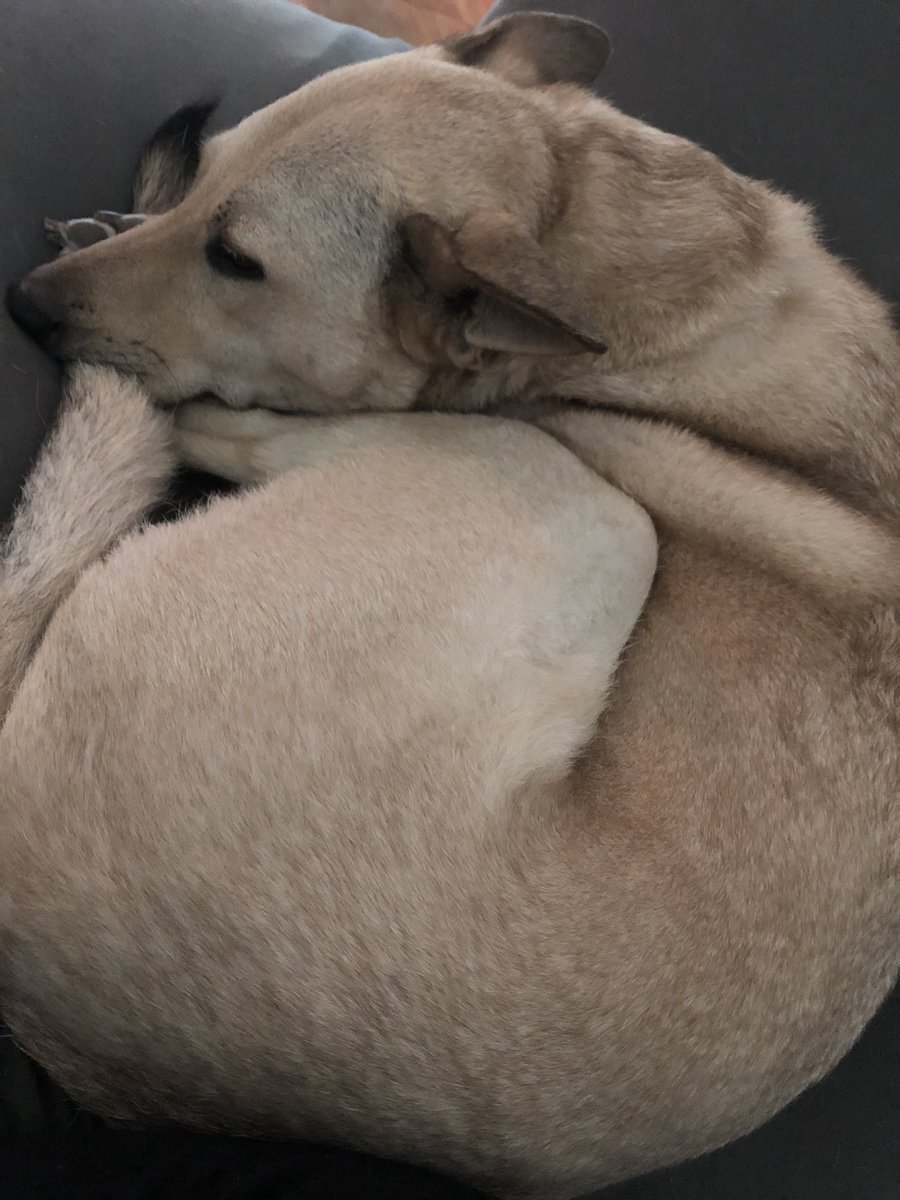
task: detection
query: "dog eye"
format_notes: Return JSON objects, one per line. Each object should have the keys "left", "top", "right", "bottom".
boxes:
{"left": 205, "top": 237, "right": 265, "bottom": 281}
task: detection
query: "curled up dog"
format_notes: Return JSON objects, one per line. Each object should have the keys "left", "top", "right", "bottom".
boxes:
{"left": 3, "top": 15, "right": 898, "bottom": 1199}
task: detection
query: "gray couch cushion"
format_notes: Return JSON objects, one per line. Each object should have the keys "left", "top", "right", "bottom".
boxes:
{"left": 1, "top": 0, "right": 405, "bottom": 520}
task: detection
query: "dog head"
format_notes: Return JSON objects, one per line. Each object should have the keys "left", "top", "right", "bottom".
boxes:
{"left": 7, "top": 14, "right": 769, "bottom": 413}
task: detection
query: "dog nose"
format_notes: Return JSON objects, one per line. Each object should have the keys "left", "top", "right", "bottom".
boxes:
{"left": 5, "top": 277, "right": 66, "bottom": 343}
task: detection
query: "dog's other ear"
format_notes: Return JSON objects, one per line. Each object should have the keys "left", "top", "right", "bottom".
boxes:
{"left": 397, "top": 211, "right": 606, "bottom": 361}
{"left": 132, "top": 101, "right": 218, "bottom": 215}
{"left": 443, "top": 13, "right": 611, "bottom": 88}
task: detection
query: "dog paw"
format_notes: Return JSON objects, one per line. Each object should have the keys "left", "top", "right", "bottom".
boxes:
{"left": 174, "top": 402, "right": 357, "bottom": 485}
{"left": 173, "top": 402, "right": 279, "bottom": 484}
{"left": 174, "top": 402, "right": 286, "bottom": 440}
{"left": 43, "top": 211, "right": 146, "bottom": 255}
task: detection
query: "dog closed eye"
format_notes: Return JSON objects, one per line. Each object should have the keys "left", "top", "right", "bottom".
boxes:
{"left": 205, "top": 236, "right": 265, "bottom": 282}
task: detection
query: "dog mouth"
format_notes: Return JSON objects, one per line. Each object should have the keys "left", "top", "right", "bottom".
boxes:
{"left": 64, "top": 351, "right": 225, "bottom": 413}
{"left": 160, "top": 390, "right": 314, "bottom": 416}
{"left": 160, "top": 390, "right": 249, "bottom": 412}
{"left": 47, "top": 344, "right": 308, "bottom": 417}
{"left": 154, "top": 390, "right": 219, "bottom": 411}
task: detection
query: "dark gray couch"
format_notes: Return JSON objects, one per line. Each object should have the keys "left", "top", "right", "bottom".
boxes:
{"left": 1, "top": 1, "right": 897, "bottom": 1197}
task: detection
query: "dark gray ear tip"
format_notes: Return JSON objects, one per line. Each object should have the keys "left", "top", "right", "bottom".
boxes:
{"left": 456, "top": 11, "right": 612, "bottom": 85}
{"left": 134, "top": 99, "right": 221, "bottom": 214}
{"left": 581, "top": 18, "right": 613, "bottom": 69}
{"left": 538, "top": 13, "right": 613, "bottom": 77}
{"left": 143, "top": 99, "right": 220, "bottom": 167}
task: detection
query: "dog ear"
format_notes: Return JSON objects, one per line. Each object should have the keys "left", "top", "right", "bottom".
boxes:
{"left": 397, "top": 211, "right": 607, "bottom": 360}
{"left": 443, "top": 14, "right": 611, "bottom": 89}
{"left": 132, "top": 101, "right": 219, "bottom": 215}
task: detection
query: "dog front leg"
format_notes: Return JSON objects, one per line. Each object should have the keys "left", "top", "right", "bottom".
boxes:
{"left": 0, "top": 366, "right": 174, "bottom": 721}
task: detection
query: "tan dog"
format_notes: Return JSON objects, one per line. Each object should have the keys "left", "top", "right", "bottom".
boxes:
{"left": 2, "top": 15, "right": 898, "bottom": 1199}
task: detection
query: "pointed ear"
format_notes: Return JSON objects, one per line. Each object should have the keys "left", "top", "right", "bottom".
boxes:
{"left": 399, "top": 211, "right": 607, "bottom": 360}
{"left": 133, "top": 100, "right": 219, "bottom": 214}
{"left": 443, "top": 13, "right": 611, "bottom": 89}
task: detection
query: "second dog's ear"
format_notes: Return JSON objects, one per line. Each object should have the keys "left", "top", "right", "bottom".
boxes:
{"left": 391, "top": 211, "right": 607, "bottom": 364}
{"left": 132, "top": 101, "right": 218, "bottom": 215}
{"left": 443, "top": 14, "right": 611, "bottom": 88}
